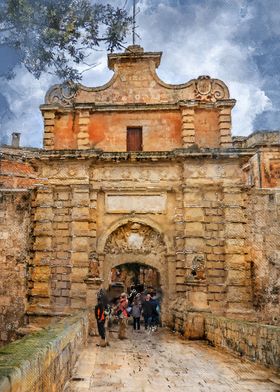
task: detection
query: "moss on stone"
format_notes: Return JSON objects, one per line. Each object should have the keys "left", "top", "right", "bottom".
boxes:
{"left": 0, "top": 312, "right": 87, "bottom": 385}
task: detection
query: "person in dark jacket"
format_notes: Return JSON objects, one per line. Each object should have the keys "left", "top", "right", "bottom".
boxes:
{"left": 150, "top": 292, "right": 160, "bottom": 330}
{"left": 95, "top": 296, "right": 106, "bottom": 347}
{"left": 142, "top": 294, "right": 154, "bottom": 330}
{"left": 131, "top": 293, "right": 142, "bottom": 330}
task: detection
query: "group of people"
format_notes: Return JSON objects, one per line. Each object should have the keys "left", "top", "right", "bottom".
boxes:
{"left": 94, "top": 289, "right": 161, "bottom": 347}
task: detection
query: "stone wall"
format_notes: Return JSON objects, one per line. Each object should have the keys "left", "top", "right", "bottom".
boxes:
{"left": 177, "top": 160, "right": 253, "bottom": 316}
{"left": 0, "top": 190, "right": 32, "bottom": 345}
{"left": 0, "top": 149, "right": 39, "bottom": 189}
{"left": 205, "top": 315, "right": 280, "bottom": 369}
{"left": 0, "top": 312, "right": 88, "bottom": 392}
{"left": 247, "top": 189, "right": 280, "bottom": 325}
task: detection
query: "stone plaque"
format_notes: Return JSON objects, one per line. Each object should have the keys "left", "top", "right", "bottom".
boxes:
{"left": 105, "top": 193, "right": 166, "bottom": 213}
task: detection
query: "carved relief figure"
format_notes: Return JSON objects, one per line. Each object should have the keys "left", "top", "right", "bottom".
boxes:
{"left": 104, "top": 222, "right": 166, "bottom": 255}
{"left": 88, "top": 252, "right": 100, "bottom": 278}
{"left": 187, "top": 255, "right": 206, "bottom": 281}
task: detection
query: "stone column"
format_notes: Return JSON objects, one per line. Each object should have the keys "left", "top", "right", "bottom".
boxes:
{"left": 42, "top": 111, "right": 55, "bottom": 150}
{"left": 223, "top": 186, "right": 253, "bottom": 318}
{"left": 77, "top": 110, "right": 90, "bottom": 149}
{"left": 181, "top": 106, "right": 195, "bottom": 147}
{"left": 219, "top": 107, "right": 232, "bottom": 148}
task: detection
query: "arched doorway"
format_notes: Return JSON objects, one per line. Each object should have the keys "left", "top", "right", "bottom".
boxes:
{"left": 108, "top": 262, "right": 161, "bottom": 302}
{"left": 97, "top": 220, "right": 175, "bottom": 323}
{"left": 111, "top": 262, "right": 160, "bottom": 290}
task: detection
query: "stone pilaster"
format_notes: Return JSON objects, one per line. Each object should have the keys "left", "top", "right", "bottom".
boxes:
{"left": 183, "top": 186, "right": 205, "bottom": 280}
{"left": 183, "top": 186, "right": 209, "bottom": 310}
{"left": 70, "top": 187, "right": 91, "bottom": 309}
{"left": 223, "top": 186, "right": 253, "bottom": 318}
{"left": 89, "top": 189, "right": 98, "bottom": 253}
{"left": 174, "top": 188, "right": 185, "bottom": 294}
{"left": 219, "top": 107, "right": 232, "bottom": 148}
{"left": 50, "top": 186, "right": 72, "bottom": 310}
{"left": 77, "top": 110, "right": 90, "bottom": 150}
{"left": 203, "top": 186, "right": 226, "bottom": 313}
{"left": 31, "top": 188, "right": 54, "bottom": 308}
{"left": 43, "top": 111, "right": 55, "bottom": 150}
{"left": 181, "top": 107, "right": 195, "bottom": 147}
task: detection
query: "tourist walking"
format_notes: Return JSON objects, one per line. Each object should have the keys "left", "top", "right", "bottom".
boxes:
{"left": 150, "top": 292, "right": 160, "bottom": 330}
{"left": 95, "top": 295, "right": 107, "bottom": 347}
{"left": 131, "top": 293, "right": 142, "bottom": 330}
{"left": 115, "top": 292, "right": 129, "bottom": 339}
{"left": 142, "top": 293, "right": 154, "bottom": 330}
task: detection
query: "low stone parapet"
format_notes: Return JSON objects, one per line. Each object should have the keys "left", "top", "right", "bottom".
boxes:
{"left": 205, "top": 315, "right": 280, "bottom": 369}
{"left": 0, "top": 312, "right": 88, "bottom": 392}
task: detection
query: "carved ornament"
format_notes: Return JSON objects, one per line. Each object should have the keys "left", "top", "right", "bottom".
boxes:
{"left": 104, "top": 222, "right": 166, "bottom": 255}
{"left": 194, "top": 76, "right": 227, "bottom": 102}
{"left": 185, "top": 255, "right": 206, "bottom": 282}
{"left": 88, "top": 251, "right": 100, "bottom": 278}
{"left": 45, "top": 83, "right": 77, "bottom": 107}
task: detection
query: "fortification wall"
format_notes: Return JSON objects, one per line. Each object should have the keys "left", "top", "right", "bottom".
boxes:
{"left": 247, "top": 189, "right": 280, "bottom": 325}
{"left": 0, "top": 190, "right": 32, "bottom": 345}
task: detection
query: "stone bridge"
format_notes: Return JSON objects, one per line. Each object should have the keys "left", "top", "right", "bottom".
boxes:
{"left": 0, "top": 311, "right": 279, "bottom": 391}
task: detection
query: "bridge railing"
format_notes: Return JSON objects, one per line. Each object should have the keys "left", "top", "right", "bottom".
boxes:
{"left": 0, "top": 311, "right": 88, "bottom": 392}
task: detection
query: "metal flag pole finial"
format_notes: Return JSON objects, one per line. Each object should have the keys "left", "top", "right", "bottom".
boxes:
{"left": 132, "top": 0, "right": 136, "bottom": 45}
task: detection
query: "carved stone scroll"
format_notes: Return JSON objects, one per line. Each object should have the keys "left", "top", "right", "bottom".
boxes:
{"left": 45, "top": 83, "right": 77, "bottom": 107}
{"left": 194, "top": 76, "right": 228, "bottom": 102}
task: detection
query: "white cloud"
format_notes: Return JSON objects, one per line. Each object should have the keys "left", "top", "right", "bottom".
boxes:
{"left": 1, "top": 67, "right": 56, "bottom": 147}
{"left": 230, "top": 82, "right": 272, "bottom": 135}
{"left": 0, "top": 0, "right": 277, "bottom": 146}
{"left": 135, "top": 0, "right": 271, "bottom": 136}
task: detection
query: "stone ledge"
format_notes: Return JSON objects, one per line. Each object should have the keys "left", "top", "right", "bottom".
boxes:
{"left": 205, "top": 315, "right": 280, "bottom": 370}
{"left": 0, "top": 311, "right": 88, "bottom": 392}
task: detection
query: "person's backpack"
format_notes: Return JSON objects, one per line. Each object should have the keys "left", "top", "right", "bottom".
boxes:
{"left": 126, "top": 306, "right": 132, "bottom": 316}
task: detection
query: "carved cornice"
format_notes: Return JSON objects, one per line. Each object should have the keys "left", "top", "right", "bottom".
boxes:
{"left": 40, "top": 99, "right": 236, "bottom": 113}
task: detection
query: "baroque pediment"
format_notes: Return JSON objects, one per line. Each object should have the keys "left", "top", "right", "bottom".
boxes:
{"left": 44, "top": 46, "right": 230, "bottom": 108}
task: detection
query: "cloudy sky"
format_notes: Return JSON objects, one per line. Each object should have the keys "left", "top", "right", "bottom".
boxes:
{"left": 0, "top": 0, "right": 280, "bottom": 147}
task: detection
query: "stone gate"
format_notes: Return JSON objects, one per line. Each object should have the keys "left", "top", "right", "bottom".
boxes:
{"left": 0, "top": 45, "right": 280, "bottom": 344}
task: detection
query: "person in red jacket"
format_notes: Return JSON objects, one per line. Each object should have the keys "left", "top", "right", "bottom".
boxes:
{"left": 115, "top": 292, "right": 129, "bottom": 339}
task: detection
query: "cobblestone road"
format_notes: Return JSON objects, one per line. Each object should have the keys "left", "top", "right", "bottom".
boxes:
{"left": 65, "top": 327, "right": 280, "bottom": 392}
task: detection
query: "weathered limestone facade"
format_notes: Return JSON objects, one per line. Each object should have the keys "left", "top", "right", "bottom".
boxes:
{"left": 0, "top": 45, "right": 280, "bottom": 342}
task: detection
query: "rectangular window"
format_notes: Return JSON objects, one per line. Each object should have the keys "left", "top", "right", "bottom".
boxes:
{"left": 127, "top": 127, "right": 143, "bottom": 151}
